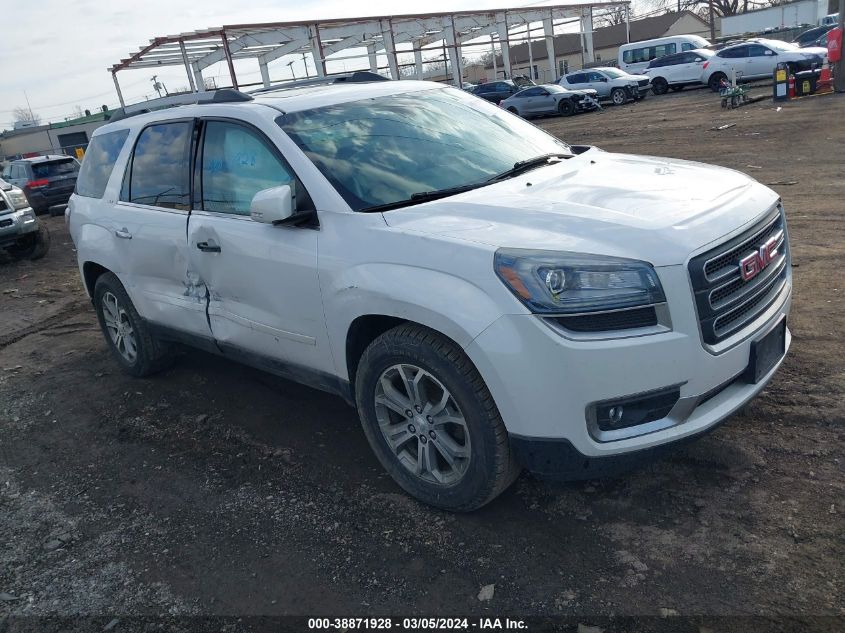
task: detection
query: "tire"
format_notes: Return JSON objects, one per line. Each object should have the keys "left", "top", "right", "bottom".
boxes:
{"left": 506, "top": 106, "right": 519, "bottom": 115}
{"left": 651, "top": 77, "right": 668, "bottom": 95}
{"left": 708, "top": 72, "right": 726, "bottom": 92}
{"left": 557, "top": 99, "right": 576, "bottom": 117}
{"left": 610, "top": 87, "right": 627, "bottom": 105}
{"left": 49, "top": 206, "right": 65, "bottom": 217}
{"left": 93, "top": 272, "right": 172, "bottom": 377}
{"left": 354, "top": 324, "right": 521, "bottom": 511}
{"left": 7, "top": 222, "right": 50, "bottom": 260}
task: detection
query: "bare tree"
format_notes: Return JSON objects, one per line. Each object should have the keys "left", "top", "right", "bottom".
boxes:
{"left": 71, "top": 105, "right": 84, "bottom": 119}
{"left": 644, "top": 0, "right": 777, "bottom": 17}
{"left": 594, "top": 6, "right": 629, "bottom": 27}
{"left": 12, "top": 106, "right": 41, "bottom": 126}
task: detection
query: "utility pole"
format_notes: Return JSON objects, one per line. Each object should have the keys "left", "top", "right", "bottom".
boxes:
{"left": 835, "top": 0, "right": 845, "bottom": 92}
{"left": 708, "top": 0, "right": 716, "bottom": 42}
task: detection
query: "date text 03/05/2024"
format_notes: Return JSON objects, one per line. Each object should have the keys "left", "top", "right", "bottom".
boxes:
{"left": 307, "top": 617, "right": 528, "bottom": 630}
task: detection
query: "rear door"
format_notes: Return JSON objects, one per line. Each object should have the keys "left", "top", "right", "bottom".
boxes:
{"left": 186, "top": 118, "right": 331, "bottom": 376}
{"left": 113, "top": 119, "right": 212, "bottom": 340}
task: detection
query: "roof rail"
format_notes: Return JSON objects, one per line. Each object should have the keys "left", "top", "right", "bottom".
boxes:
{"left": 107, "top": 89, "right": 254, "bottom": 122}
{"left": 249, "top": 71, "right": 390, "bottom": 95}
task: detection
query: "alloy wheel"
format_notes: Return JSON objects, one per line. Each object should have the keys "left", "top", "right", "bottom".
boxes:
{"left": 373, "top": 363, "right": 471, "bottom": 486}
{"left": 101, "top": 291, "right": 138, "bottom": 363}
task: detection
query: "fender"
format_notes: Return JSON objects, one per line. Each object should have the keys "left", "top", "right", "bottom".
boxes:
{"left": 323, "top": 262, "right": 512, "bottom": 382}
{"left": 75, "top": 222, "right": 129, "bottom": 297}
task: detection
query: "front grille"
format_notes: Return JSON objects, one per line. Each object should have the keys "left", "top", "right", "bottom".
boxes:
{"left": 688, "top": 206, "right": 789, "bottom": 345}
{"left": 638, "top": 79, "right": 649, "bottom": 87}
{"left": 0, "top": 198, "right": 7, "bottom": 211}
{"left": 0, "top": 218, "right": 12, "bottom": 228}
{"left": 552, "top": 306, "right": 658, "bottom": 333}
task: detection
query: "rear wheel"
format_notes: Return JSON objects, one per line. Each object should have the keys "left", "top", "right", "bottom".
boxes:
{"left": 610, "top": 87, "right": 627, "bottom": 105}
{"left": 557, "top": 99, "right": 576, "bottom": 117}
{"left": 93, "top": 272, "right": 172, "bottom": 377}
{"left": 355, "top": 324, "right": 520, "bottom": 511}
{"left": 651, "top": 77, "right": 669, "bottom": 95}
{"left": 708, "top": 72, "right": 727, "bottom": 92}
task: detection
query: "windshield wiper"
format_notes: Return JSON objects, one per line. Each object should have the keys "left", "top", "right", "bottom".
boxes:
{"left": 359, "top": 182, "right": 487, "bottom": 213}
{"left": 487, "top": 152, "right": 571, "bottom": 182}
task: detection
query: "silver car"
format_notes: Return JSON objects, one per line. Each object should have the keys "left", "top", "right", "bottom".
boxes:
{"left": 559, "top": 67, "right": 650, "bottom": 105}
{"left": 500, "top": 84, "right": 600, "bottom": 118}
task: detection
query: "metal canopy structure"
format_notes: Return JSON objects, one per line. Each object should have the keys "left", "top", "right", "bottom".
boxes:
{"left": 109, "top": 2, "right": 631, "bottom": 107}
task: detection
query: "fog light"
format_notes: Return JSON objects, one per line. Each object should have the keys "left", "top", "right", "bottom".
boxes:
{"left": 608, "top": 406, "right": 624, "bottom": 425}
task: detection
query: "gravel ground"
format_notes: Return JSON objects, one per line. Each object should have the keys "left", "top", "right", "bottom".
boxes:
{"left": 0, "top": 86, "right": 842, "bottom": 632}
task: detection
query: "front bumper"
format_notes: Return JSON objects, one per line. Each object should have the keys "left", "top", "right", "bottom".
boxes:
{"left": 0, "top": 208, "right": 39, "bottom": 247}
{"left": 465, "top": 262, "right": 792, "bottom": 469}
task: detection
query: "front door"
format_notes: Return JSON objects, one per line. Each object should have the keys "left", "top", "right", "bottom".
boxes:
{"left": 186, "top": 119, "right": 332, "bottom": 376}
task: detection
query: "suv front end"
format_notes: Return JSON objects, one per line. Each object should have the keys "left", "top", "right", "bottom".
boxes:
{"left": 0, "top": 182, "right": 39, "bottom": 250}
{"left": 465, "top": 204, "right": 791, "bottom": 478}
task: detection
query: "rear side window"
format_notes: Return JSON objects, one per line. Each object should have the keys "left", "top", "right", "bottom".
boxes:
{"left": 200, "top": 121, "right": 294, "bottom": 216}
{"left": 567, "top": 73, "right": 586, "bottom": 83}
{"left": 75, "top": 130, "right": 130, "bottom": 198}
{"left": 121, "top": 122, "right": 193, "bottom": 210}
{"left": 32, "top": 159, "right": 78, "bottom": 179}
{"left": 719, "top": 46, "right": 748, "bottom": 59}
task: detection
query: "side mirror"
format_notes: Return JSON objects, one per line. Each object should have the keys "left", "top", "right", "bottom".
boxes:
{"left": 250, "top": 185, "right": 294, "bottom": 224}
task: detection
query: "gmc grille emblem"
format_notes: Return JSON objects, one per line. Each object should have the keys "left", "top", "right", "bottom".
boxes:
{"left": 739, "top": 232, "right": 782, "bottom": 282}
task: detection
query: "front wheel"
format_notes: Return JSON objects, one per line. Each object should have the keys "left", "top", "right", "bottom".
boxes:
{"left": 610, "top": 87, "right": 627, "bottom": 105}
{"left": 7, "top": 222, "right": 50, "bottom": 260}
{"left": 94, "top": 272, "right": 172, "bottom": 377}
{"left": 557, "top": 99, "right": 576, "bottom": 117}
{"left": 355, "top": 324, "right": 520, "bottom": 511}
{"left": 651, "top": 77, "right": 668, "bottom": 95}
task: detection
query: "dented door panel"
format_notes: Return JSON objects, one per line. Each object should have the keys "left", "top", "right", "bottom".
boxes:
{"left": 186, "top": 211, "right": 333, "bottom": 375}
{"left": 112, "top": 202, "right": 212, "bottom": 338}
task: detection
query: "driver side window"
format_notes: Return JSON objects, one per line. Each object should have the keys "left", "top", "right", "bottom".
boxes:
{"left": 200, "top": 121, "right": 295, "bottom": 216}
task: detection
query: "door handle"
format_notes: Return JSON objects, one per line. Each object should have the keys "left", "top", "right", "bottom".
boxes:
{"left": 196, "top": 241, "right": 221, "bottom": 253}
{"left": 114, "top": 228, "right": 132, "bottom": 239}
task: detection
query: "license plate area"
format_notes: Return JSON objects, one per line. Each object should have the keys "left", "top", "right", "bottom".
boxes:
{"left": 746, "top": 318, "right": 786, "bottom": 383}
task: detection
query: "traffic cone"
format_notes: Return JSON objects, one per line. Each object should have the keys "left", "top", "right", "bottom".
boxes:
{"left": 818, "top": 63, "right": 833, "bottom": 93}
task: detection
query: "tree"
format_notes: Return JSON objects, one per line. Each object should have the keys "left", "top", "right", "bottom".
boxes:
{"left": 644, "top": 0, "right": 778, "bottom": 17}
{"left": 12, "top": 106, "right": 41, "bottom": 126}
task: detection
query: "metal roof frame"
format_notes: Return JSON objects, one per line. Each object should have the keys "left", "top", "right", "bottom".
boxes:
{"left": 109, "top": 2, "right": 631, "bottom": 106}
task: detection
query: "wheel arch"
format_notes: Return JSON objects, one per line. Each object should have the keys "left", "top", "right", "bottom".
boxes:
{"left": 82, "top": 261, "right": 110, "bottom": 299}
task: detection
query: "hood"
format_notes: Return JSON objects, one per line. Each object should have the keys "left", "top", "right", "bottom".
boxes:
{"left": 798, "top": 46, "right": 828, "bottom": 57}
{"left": 620, "top": 73, "right": 649, "bottom": 81}
{"left": 382, "top": 149, "right": 779, "bottom": 267}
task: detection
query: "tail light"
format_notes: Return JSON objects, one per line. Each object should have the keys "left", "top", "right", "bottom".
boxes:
{"left": 25, "top": 179, "right": 49, "bottom": 189}
{"left": 702, "top": 61, "right": 710, "bottom": 70}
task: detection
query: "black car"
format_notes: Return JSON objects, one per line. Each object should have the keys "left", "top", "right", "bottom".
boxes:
{"left": 793, "top": 26, "right": 832, "bottom": 48}
{"left": 469, "top": 78, "right": 535, "bottom": 104}
{"left": 1, "top": 155, "right": 80, "bottom": 215}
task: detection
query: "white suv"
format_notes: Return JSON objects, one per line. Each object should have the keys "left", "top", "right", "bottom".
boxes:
{"left": 68, "top": 76, "right": 792, "bottom": 511}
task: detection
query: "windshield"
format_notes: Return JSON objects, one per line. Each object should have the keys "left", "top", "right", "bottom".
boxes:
{"left": 762, "top": 40, "right": 796, "bottom": 52}
{"left": 601, "top": 68, "right": 626, "bottom": 78}
{"left": 277, "top": 87, "right": 570, "bottom": 211}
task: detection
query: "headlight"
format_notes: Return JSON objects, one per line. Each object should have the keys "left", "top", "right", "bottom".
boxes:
{"left": 494, "top": 249, "right": 665, "bottom": 314}
{"left": 6, "top": 188, "right": 29, "bottom": 210}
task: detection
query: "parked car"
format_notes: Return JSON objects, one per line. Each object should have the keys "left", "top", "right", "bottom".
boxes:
{"left": 0, "top": 178, "right": 50, "bottom": 260}
{"left": 701, "top": 39, "right": 828, "bottom": 91}
{"left": 499, "top": 84, "right": 600, "bottom": 117}
{"left": 469, "top": 78, "right": 535, "bottom": 104}
{"left": 644, "top": 49, "right": 715, "bottom": 94}
{"left": 793, "top": 25, "right": 833, "bottom": 48}
{"left": 619, "top": 34, "right": 710, "bottom": 74}
{"left": 559, "top": 67, "right": 650, "bottom": 105}
{"left": 68, "top": 78, "right": 792, "bottom": 511}
{"left": 1, "top": 155, "right": 80, "bottom": 216}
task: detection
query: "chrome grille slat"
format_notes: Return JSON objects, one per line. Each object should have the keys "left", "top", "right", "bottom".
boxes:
{"left": 709, "top": 247, "right": 786, "bottom": 311}
{"left": 688, "top": 205, "right": 789, "bottom": 345}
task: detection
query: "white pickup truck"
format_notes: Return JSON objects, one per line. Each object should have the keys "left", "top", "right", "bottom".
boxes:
{"left": 68, "top": 76, "right": 792, "bottom": 511}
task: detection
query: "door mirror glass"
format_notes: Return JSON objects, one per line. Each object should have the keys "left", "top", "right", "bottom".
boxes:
{"left": 250, "top": 185, "right": 294, "bottom": 224}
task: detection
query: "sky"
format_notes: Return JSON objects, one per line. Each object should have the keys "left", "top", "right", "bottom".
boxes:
{"left": 1, "top": 0, "right": 605, "bottom": 129}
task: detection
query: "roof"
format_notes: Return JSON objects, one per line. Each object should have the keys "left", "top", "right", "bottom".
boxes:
{"left": 493, "top": 10, "right": 709, "bottom": 66}
{"left": 15, "top": 155, "right": 72, "bottom": 163}
{"left": 93, "top": 80, "right": 449, "bottom": 135}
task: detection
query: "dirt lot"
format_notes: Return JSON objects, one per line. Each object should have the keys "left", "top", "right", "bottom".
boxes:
{"left": 1, "top": 87, "right": 843, "bottom": 630}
